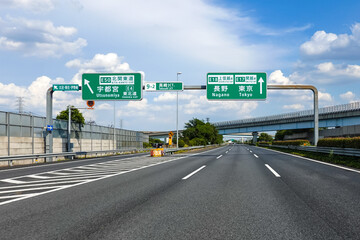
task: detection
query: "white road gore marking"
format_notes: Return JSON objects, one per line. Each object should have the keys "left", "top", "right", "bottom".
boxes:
{"left": 182, "top": 166, "right": 206, "bottom": 180}
{"left": 0, "top": 146, "right": 225, "bottom": 206}
{"left": 1, "top": 179, "right": 26, "bottom": 184}
{"left": 28, "top": 175, "right": 50, "bottom": 179}
{"left": 265, "top": 164, "right": 281, "bottom": 177}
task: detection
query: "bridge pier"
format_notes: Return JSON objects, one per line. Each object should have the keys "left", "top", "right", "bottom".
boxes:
{"left": 252, "top": 132, "right": 258, "bottom": 145}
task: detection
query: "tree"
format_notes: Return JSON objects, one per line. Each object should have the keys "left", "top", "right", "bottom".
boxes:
{"left": 258, "top": 133, "right": 273, "bottom": 142}
{"left": 149, "top": 138, "right": 163, "bottom": 145}
{"left": 56, "top": 106, "right": 85, "bottom": 126}
{"left": 181, "top": 118, "right": 223, "bottom": 146}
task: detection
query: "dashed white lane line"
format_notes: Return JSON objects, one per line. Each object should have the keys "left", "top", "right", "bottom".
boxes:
{"left": 250, "top": 150, "right": 253, "bottom": 153}
{"left": 216, "top": 155, "right": 223, "bottom": 159}
{"left": 182, "top": 165, "right": 206, "bottom": 180}
{"left": 265, "top": 164, "right": 281, "bottom": 177}
{"left": 254, "top": 154, "right": 259, "bottom": 158}
{"left": 226, "top": 151, "right": 228, "bottom": 154}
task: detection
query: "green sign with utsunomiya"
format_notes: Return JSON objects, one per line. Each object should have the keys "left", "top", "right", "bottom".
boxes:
{"left": 82, "top": 73, "right": 143, "bottom": 100}
{"left": 206, "top": 72, "right": 267, "bottom": 100}
{"left": 53, "top": 84, "right": 79, "bottom": 91}
{"left": 145, "top": 82, "right": 183, "bottom": 91}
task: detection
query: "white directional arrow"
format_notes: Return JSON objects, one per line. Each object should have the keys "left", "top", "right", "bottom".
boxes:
{"left": 258, "top": 77, "right": 264, "bottom": 94}
{"left": 84, "top": 79, "right": 94, "bottom": 94}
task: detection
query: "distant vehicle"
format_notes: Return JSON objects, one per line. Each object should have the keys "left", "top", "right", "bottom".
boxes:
{"left": 152, "top": 143, "right": 163, "bottom": 148}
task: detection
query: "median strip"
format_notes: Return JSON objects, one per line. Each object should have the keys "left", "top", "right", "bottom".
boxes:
{"left": 182, "top": 166, "right": 206, "bottom": 180}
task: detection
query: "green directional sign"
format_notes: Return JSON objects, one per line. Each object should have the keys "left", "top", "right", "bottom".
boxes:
{"left": 82, "top": 73, "right": 143, "bottom": 101}
{"left": 144, "top": 82, "right": 183, "bottom": 91}
{"left": 53, "top": 84, "right": 79, "bottom": 91}
{"left": 207, "top": 72, "right": 267, "bottom": 100}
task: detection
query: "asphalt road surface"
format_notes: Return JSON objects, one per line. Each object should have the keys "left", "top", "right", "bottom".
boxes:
{"left": 0, "top": 145, "right": 360, "bottom": 239}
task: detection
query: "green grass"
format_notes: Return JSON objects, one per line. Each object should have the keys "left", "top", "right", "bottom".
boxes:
{"left": 262, "top": 146, "right": 360, "bottom": 169}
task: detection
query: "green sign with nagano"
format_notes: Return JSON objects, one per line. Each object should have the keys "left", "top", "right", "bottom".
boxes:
{"left": 207, "top": 72, "right": 267, "bottom": 100}
{"left": 82, "top": 73, "right": 143, "bottom": 100}
{"left": 145, "top": 82, "right": 183, "bottom": 91}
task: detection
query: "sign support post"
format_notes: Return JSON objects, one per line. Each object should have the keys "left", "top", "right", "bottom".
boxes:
{"left": 68, "top": 105, "right": 71, "bottom": 152}
{"left": 45, "top": 87, "right": 53, "bottom": 162}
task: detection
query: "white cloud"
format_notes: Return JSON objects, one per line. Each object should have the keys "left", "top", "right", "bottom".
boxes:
{"left": 0, "top": 17, "right": 87, "bottom": 57}
{"left": 318, "top": 91, "right": 333, "bottom": 102}
{"left": 66, "top": 53, "right": 131, "bottom": 72}
{"left": 0, "top": 37, "right": 23, "bottom": 50}
{"left": 83, "top": 0, "right": 285, "bottom": 70}
{"left": 153, "top": 92, "right": 195, "bottom": 102}
{"left": 287, "top": 61, "right": 360, "bottom": 85}
{"left": 97, "top": 103, "right": 113, "bottom": 110}
{"left": 300, "top": 23, "right": 360, "bottom": 59}
{"left": 0, "top": 76, "right": 81, "bottom": 115}
{"left": 316, "top": 62, "right": 360, "bottom": 78}
{"left": 66, "top": 53, "right": 133, "bottom": 85}
{"left": 283, "top": 104, "right": 305, "bottom": 110}
{"left": 340, "top": 91, "right": 356, "bottom": 101}
{"left": 0, "top": 0, "right": 55, "bottom": 13}
{"left": 269, "top": 70, "right": 294, "bottom": 85}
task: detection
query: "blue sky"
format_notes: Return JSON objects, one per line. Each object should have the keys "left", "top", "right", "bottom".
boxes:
{"left": 0, "top": 0, "right": 359, "bottom": 131}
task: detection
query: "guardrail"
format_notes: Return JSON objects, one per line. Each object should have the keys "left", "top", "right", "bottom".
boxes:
{"left": 0, "top": 148, "right": 149, "bottom": 167}
{"left": 262, "top": 144, "right": 360, "bottom": 157}
{"left": 164, "top": 145, "right": 206, "bottom": 155}
{"left": 0, "top": 145, "right": 219, "bottom": 167}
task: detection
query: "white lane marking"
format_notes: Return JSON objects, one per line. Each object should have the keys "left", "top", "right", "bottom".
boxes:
{"left": 250, "top": 150, "right": 253, "bottom": 153}
{"left": 265, "top": 164, "right": 281, "bottom": 177}
{"left": 254, "top": 154, "right": 259, "bottom": 158}
{"left": 0, "top": 146, "right": 227, "bottom": 206}
{"left": 1, "top": 179, "right": 26, "bottom": 184}
{"left": 28, "top": 175, "right": 50, "bottom": 179}
{"left": 226, "top": 151, "right": 228, "bottom": 154}
{"left": 216, "top": 155, "right": 223, "bottom": 159}
{"left": 0, "top": 180, "right": 85, "bottom": 190}
{"left": 0, "top": 186, "right": 61, "bottom": 194}
{"left": 256, "top": 147, "right": 360, "bottom": 175}
{"left": 0, "top": 194, "right": 36, "bottom": 199}
{"left": 182, "top": 165, "right": 206, "bottom": 180}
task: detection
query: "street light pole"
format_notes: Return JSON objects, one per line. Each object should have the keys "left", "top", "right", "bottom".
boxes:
{"left": 176, "top": 72, "right": 182, "bottom": 149}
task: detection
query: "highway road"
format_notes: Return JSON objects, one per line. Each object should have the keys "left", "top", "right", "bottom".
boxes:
{"left": 0, "top": 145, "right": 360, "bottom": 239}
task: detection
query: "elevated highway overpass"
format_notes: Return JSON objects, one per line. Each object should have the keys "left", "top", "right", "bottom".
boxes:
{"left": 144, "top": 102, "right": 360, "bottom": 143}
{"left": 213, "top": 102, "right": 360, "bottom": 136}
